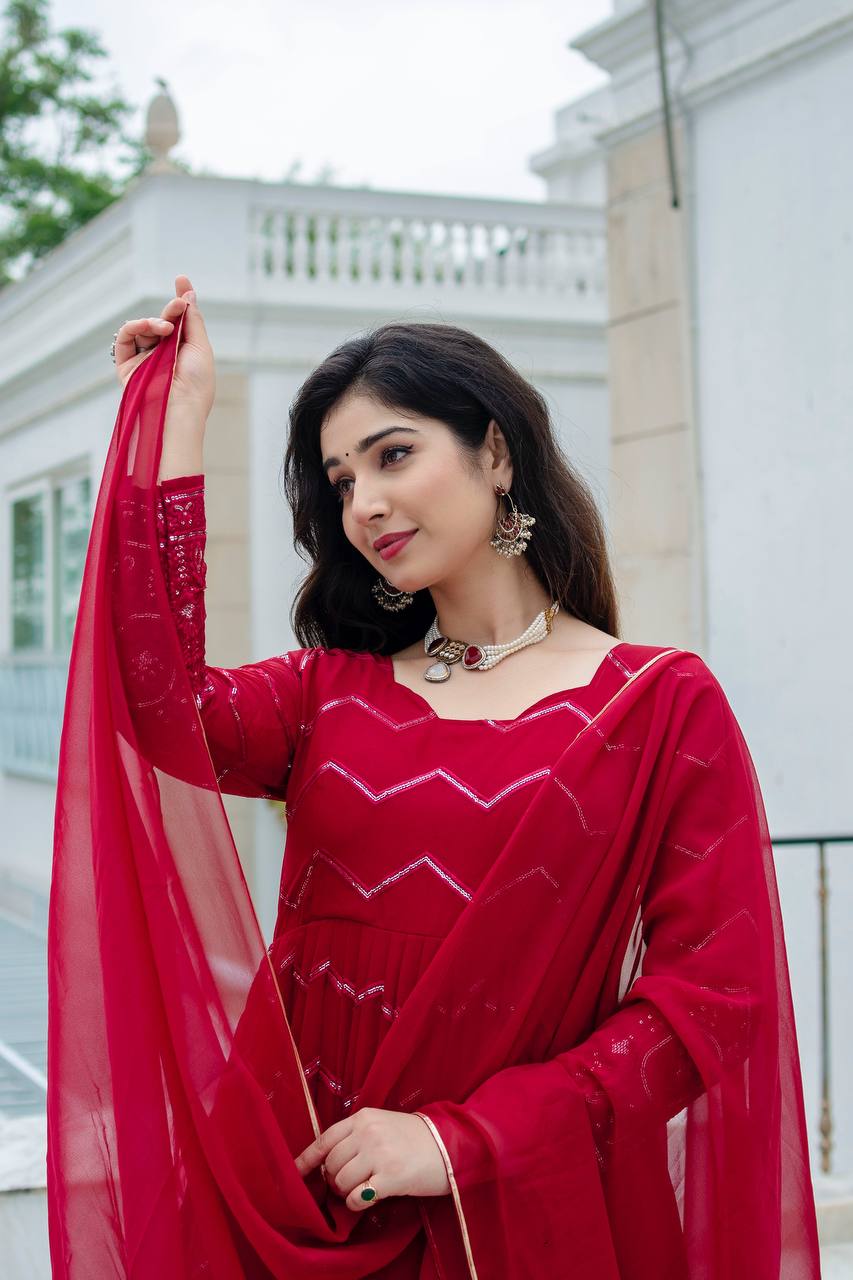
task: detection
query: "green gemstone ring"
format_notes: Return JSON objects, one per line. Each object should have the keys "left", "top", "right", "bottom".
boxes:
{"left": 360, "top": 1183, "right": 377, "bottom": 1202}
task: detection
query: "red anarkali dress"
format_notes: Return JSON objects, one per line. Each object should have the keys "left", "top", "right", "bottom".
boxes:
{"left": 156, "top": 472, "right": 703, "bottom": 1277}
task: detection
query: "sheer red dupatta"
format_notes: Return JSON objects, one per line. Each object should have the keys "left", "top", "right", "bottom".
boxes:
{"left": 47, "top": 315, "right": 821, "bottom": 1278}
{"left": 403, "top": 666, "right": 822, "bottom": 1278}
{"left": 46, "top": 317, "right": 404, "bottom": 1278}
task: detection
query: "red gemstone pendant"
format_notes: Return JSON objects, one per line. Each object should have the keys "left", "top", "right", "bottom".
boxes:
{"left": 462, "top": 645, "right": 485, "bottom": 669}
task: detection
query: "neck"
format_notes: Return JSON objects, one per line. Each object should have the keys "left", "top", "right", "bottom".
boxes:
{"left": 427, "top": 546, "right": 554, "bottom": 646}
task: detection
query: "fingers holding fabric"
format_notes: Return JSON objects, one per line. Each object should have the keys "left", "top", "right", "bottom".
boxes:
{"left": 113, "top": 304, "right": 187, "bottom": 386}
{"left": 293, "top": 1108, "right": 451, "bottom": 1210}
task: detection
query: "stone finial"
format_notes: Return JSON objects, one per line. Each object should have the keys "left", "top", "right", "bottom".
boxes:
{"left": 144, "top": 78, "right": 181, "bottom": 173}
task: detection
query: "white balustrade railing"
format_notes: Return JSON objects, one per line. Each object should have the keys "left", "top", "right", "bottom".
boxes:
{"left": 248, "top": 195, "right": 606, "bottom": 300}
{"left": 0, "top": 173, "right": 606, "bottom": 400}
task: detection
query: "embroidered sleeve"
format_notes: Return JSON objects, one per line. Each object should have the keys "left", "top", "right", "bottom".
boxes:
{"left": 155, "top": 475, "right": 208, "bottom": 699}
{"left": 154, "top": 473, "right": 305, "bottom": 800}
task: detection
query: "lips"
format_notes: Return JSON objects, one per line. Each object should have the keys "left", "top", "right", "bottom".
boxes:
{"left": 373, "top": 529, "right": 417, "bottom": 551}
{"left": 377, "top": 531, "right": 417, "bottom": 561}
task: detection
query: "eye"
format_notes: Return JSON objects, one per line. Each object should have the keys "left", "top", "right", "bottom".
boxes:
{"left": 332, "top": 445, "right": 411, "bottom": 501}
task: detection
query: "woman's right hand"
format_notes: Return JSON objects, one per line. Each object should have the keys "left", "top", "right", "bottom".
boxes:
{"left": 113, "top": 273, "right": 215, "bottom": 426}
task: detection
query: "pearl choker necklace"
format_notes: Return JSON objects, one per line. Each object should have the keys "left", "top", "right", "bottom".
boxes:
{"left": 422, "top": 601, "right": 561, "bottom": 683}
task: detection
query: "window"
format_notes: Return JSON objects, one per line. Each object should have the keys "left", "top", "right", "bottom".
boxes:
{"left": 54, "top": 475, "right": 92, "bottom": 652}
{"left": 2, "top": 468, "right": 92, "bottom": 779}
{"left": 9, "top": 471, "right": 91, "bottom": 654}
{"left": 11, "top": 492, "right": 46, "bottom": 650}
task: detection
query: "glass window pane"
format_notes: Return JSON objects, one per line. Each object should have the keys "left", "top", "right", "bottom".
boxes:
{"left": 12, "top": 493, "right": 46, "bottom": 650}
{"left": 54, "top": 475, "right": 91, "bottom": 651}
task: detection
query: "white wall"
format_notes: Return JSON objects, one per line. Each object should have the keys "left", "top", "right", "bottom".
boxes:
{"left": 692, "top": 38, "right": 853, "bottom": 832}
{"left": 688, "top": 26, "right": 853, "bottom": 1180}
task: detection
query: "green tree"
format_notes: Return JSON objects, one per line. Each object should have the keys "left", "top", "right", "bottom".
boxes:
{"left": 0, "top": 0, "right": 153, "bottom": 287}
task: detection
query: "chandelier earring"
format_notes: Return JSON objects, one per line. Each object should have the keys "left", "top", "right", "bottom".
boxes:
{"left": 372, "top": 574, "right": 414, "bottom": 611}
{"left": 490, "top": 484, "right": 536, "bottom": 557}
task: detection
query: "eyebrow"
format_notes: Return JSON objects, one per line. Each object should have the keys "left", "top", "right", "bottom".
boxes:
{"left": 322, "top": 426, "right": 420, "bottom": 476}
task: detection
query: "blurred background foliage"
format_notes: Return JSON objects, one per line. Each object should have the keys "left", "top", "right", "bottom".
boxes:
{"left": 0, "top": 0, "right": 182, "bottom": 288}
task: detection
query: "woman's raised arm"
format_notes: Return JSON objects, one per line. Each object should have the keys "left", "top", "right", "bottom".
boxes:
{"left": 155, "top": 473, "right": 305, "bottom": 800}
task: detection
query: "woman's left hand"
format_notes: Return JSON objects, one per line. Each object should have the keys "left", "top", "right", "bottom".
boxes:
{"left": 294, "top": 1107, "right": 451, "bottom": 1210}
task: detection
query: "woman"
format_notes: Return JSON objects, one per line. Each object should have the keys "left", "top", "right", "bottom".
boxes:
{"left": 47, "top": 276, "right": 821, "bottom": 1278}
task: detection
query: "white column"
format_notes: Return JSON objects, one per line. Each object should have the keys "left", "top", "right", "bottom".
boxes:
{"left": 247, "top": 364, "right": 314, "bottom": 939}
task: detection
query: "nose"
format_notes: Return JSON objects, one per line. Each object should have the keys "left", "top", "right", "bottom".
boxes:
{"left": 349, "top": 482, "right": 390, "bottom": 529}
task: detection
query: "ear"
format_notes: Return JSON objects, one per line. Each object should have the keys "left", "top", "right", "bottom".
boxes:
{"left": 486, "top": 419, "right": 513, "bottom": 488}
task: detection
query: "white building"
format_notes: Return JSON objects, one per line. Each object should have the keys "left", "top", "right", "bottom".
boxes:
{"left": 530, "top": 0, "right": 853, "bottom": 1259}
{"left": 1, "top": 0, "right": 851, "bottom": 1272}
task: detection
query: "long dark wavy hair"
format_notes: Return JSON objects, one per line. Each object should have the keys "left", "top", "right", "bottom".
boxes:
{"left": 282, "top": 321, "right": 620, "bottom": 654}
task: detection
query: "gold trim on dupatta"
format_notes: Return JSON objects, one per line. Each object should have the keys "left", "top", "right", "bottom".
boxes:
{"left": 413, "top": 1111, "right": 480, "bottom": 1280}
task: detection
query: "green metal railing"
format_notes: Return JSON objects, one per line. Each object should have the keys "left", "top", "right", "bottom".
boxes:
{"left": 773, "top": 834, "right": 850, "bottom": 1174}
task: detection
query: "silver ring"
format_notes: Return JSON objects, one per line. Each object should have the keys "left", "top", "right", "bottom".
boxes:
{"left": 111, "top": 323, "right": 138, "bottom": 364}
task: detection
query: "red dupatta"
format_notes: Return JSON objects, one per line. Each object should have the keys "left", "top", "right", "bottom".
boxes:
{"left": 47, "top": 314, "right": 821, "bottom": 1277}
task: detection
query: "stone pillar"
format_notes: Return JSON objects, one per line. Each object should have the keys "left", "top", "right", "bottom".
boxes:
{"left": 605, "top": 120, "right": 704, "bottom": 651}
{"left": 199, "top": 370, "right": 257, "bottom": 896}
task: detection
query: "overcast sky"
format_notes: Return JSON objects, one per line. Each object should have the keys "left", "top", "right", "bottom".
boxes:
{"left": 50, "top": 0, "right": 614, "bottom": 201}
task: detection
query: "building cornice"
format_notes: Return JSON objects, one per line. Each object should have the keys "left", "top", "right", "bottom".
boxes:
{"left": 569, "top": 0, "right": 853, "bottom": 144}
{"left": 569, "top": 0, "right": 659, "bottom": 77}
